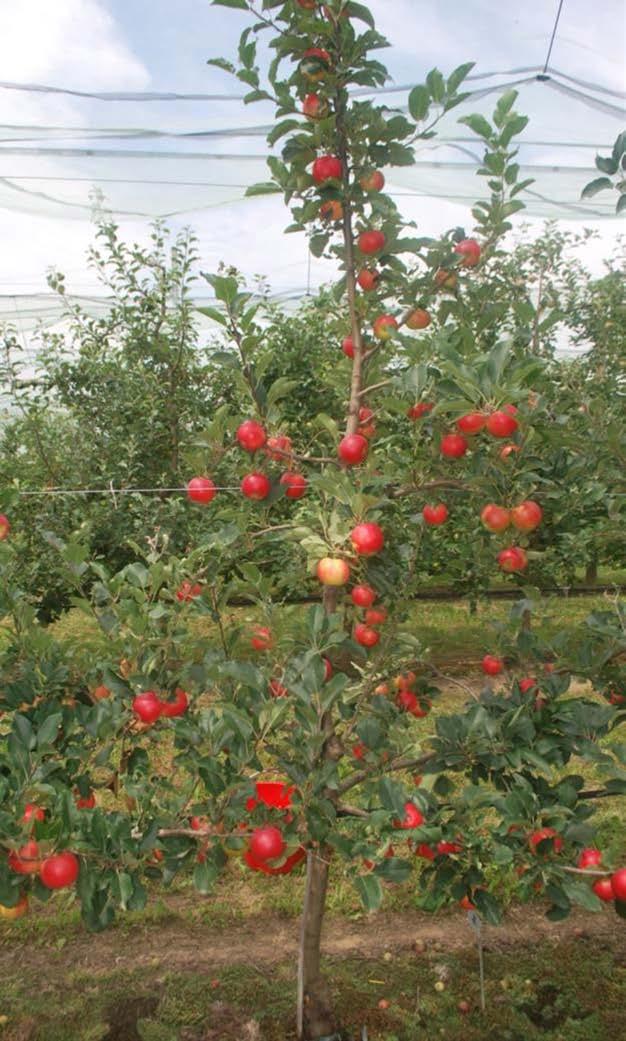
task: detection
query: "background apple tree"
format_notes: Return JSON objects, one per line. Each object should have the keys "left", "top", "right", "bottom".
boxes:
{"left": 0, "top": 2, "right": 625, "bottom": 1039}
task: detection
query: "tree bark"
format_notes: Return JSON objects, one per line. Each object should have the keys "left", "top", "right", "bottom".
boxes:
{"left": 297, "top": 850, "right": 336, "bottom": 1040}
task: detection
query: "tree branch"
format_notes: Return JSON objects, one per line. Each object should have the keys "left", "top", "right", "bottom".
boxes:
{"left": 335, "top": 751, "right": 435, "bottom": 796}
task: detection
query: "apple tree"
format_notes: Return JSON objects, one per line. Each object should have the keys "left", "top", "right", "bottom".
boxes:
{"left": 1, "top": 3, "right": 625, "bottom": 1040}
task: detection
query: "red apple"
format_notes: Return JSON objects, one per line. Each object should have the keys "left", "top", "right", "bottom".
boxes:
{"left": 415, "top": 843, "right": 435, "bottom": 860}
{"left": 438, "top": 840, "right": 463, "bottom": 855}
{"left": 265, "top": 434, "right": 292, "bottom": 461}
{"left": 92, "top": 684, "right": 111, "bottom": 701}
{"left": 373, "top": 314, "right": 397, "bottom": 340}
{"left": 500, "top": 443, "right": 521, "bottom": 461}
{"left": 323, "top": 657, "right": 333, "bottom": 681}
{"left": 241, "top": 473, "right": 271, "bottom": 500}
{"left": 354, "top": 623, "right": 380, "bottom": 648}
{"left": 353, "top": 742, "right": 366, "bottom": 760}
{"left": 360, "top": 170, "right": 385, "bottom": 192}
{"left": 316, "top": 557, "right": 350, "bottom": 586}
{"left": 592, "top": 877, "right": 615, "bottom": 902}
{"left": 40, "top": 852, "right": 79, "bottom": 889}
{"left": 351, "top": 584, "right": 376, "bottom": 607}
{"left": 511, "top": 500, "right": 543, "bottom": 532}
{"left": 519, "top": 677, "right": 537, "bottom": 693}
{"left": 320, "top": 199, "right": 343, "bottom": 222}
{"left": 280, "top": 472, "right": 307, "bottom": 498}
{"left": 161, "top": 687, "right": 189, "bottom": 718}
{"left": 407, "top": 401, "right": 433, "bottom": 420}
{"left": 578, "top": 848, "right": 603, "bottom": 870}
{"left": 132, "top": 691, "right": 162, "bottom": 724}
{"left": 177, "top": 581, "right": 202, "bottom": 602}
{"left": 296, "top": 0, "right": 317, "bottom": 7}
{"left": 529, "top": 827, "right": 563, "bottom": 855}
{"left": 338, "top": 434, "right": 368, "bottom": 465}
{"left": 486, "top": 411, "right": 518, "bottom": 438}
{"left": 357, "top": 268, "right": 379, "bottom": 291}
{"left": 249, "top": 825, "right": 285, "bottom": 863}
{"left": 395, "top": 802, "right": 424, "bottom": 829}
{"left": 0, "top": 894, "right": 28, "bottom": 919}
{"left": 269, "top": 678, "right": 288, "bottom": 698}
{"left": 434, "top": 269, "right": 457, "bottom": 290}
{"left": 610, "top": 868, "right": 626, "bottom": 902}
{"left": 480, "top": 504, "right": 511, "bottom": 533}
{"left": 440, "top": 433, "right": 468, "bottom": 458}
{"left": 350, "top": 522, "right": 384, "bottom": 556}
{"left": 312, "top": 155, "right": 342, "bottom": 183}
{"left": 0, "top": 514, "right": 10, "bottom": 540}
{"left": 454, "top": 238, "right": 481, "bottom": 267}
{"left": 75, "top": 790, "right": 96, "bottom": 810}
{"left": 342, "top": 336, "right": 355, "bottom": 358}
{"left": 482, "top": 655, "right": 504, "bottom": 676}
{"left": 8, "top": 841, "right": 42, "bottom": 875}
{"left": 251, "top": 626, "right": 273, "bottom": 651}
{"left": 236, "top": 419, "right": 267, "bottom": 452}
{"left": 358, "top": 407, "right": 374, "bottom": 424}
{"left": 22, "top": 803, "right": 45, "bottom": 825}
{"left": 302, "top": 92, "right": 326, "bottom": 118}
{"left": 497, "top": 547, "right": 528, "bottom": 573}
{"left": 422, "top": 504, "right": 448, "bottom": 526}
{"left": 365, "top": 607, "right": 387, "bottom": 626}
{"left": 358, "top": 229, "right": 386, "bottom": 255}
{"left": 405, "top": 308, "right": 431, "bottom": 330}
{"left": 186, "top": 477, "right": 216, "bottom": 504}
{"left": 456, "top": 412, "right": 485, "bottom": 435}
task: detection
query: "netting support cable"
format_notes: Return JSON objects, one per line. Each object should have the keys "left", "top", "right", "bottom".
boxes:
{"left": 540, "top": 0, "right": 566, "bottom": 77}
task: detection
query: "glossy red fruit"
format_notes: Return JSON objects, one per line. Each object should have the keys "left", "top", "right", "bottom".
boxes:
{"left": 358, "top": 230, "right": 386, "bottom": 255}
{"left": 8, "top": 841, "right": 42, "bottom": 875}
{"left": 354, "top": 623, "right": 380, "bottom": 648}
{"left": 440, "top": 433, "right": 468, "bottom": 458}
{"left": 255, "top": 781, "right": 294, "bottom": 809}
{"left": 357, "top": 268, "right": 379, "bottom": 291}
{"left": 454, "top": 238, "right": 481, "bottom": 267}
{"left": 132, "top": 691, "right": 162, "bottom": 724}
{"left": 241, "top": 473, "right": 271, "bottom": 500}
{"left": 265, "top": 434, "right": 292, "bottom": 461}
{"left": 500, "top": 443, "right": 521, "bottom": 460}
{"left": 360, "top": 170, "right": 385, "bottom": 192}
{"left": 497, "top": 547, "right": 528, "bottom": 573}
{"left": 312, "top": 155, "right": 342, "bottom": 183}
{"left": 610, "top": 869, "right": 626, "bottom": 901}
{"left": 405, "top": 308, "right": 431, "bottom": 330}
{"left": 251, "top": 626, "right": 273, "bottom": 651}
{"left": 0, "top": 513, "right": 9, "bottom": 540}
{"left": 352, "top": 742, "right": 366, "bottom": 760}
{"left": 422, "top": 504, "right": 448, "bottom": 526}
{"left": 317, "top": 557, "right": 350, "bottom": 586}
{"left": 342, "top": 336, "right": 355, "bottom": 358}
{"left": 323, "top": 657, "right": 333, "bottom": 681}
{"left": 236, "top": 419, "right": 267, "bottom": 452}
{"left": 438, "top": 840, "right": 463, "bottom": 855}
{"left": 365, "top": 607, "right": 387, "bottom": 626}
{"left": 280, "top": 472, "right": 307, "bottom": 499}
{"left": 297, "top": 0, "right": 317, "bottom": 7}
{"left": 302, "top": 92, "right": 325, "bottom": 118}
{"left": 395, "top": 801, "right": 424, "bottom": 829}
{"left": 350, "top": 522, "right": 384, "bottom": 556}
{"left": 75, "top": 790, "right": 96, "bottom": 810}
{"left": 529, "top": 827, "right": 563, "bottom": 855}
{"left": 434, "top": 268, "right": 457, "bottom": 290}
{"left": 373, "top": 314, "right": 398, "bottom": 340}
{"left": 338, "top": 434, "right": 368, "bottom": 465}
{"left": 249, "top": 825, "right": 285, "bottom": 863}
{"left": 22, "top": 803, "right": 45, "bottom": 825}
{"left": 358, "top": 406, "right": 374, "bottom": 424}
{"left": 459, "top": 896, "right": 475, "bottom": 912}
{"left": 407, "top": 401, "right": 433, "bottom": 420}
{"left": 161, "top": 688, "right": 189, "bottom": 718}
{"left": 415, "top": 843, "right": 435, "bottom": 860}
{"left": 578, "top": 848, "right": 603, "bottom": 869}
{"left": 40, "top": 852, "right": 80, "bottom": 889}
{"left": 486, "top": 411, "right": 518, "bottom": 438}
{"left": 481, "top": 504, "right": 511, "bottom": 533}
{"left": 482, "top": 655, "right": 504, "bottom": 676}
{"left": 351, "top": 584, "right": 376, "bottom": 608}
{"left": 592, "top": 877, "right": 615, "bottom": 902}
{"left": 177, "top": 581, "right": 202, "bottom": 602}
{"left": 511, "top": 500, "right": 543, "bottom": 532}
{"left": 519, "top": 677, "right": 537, "bottom": 693}
{"left": 456, "top": 412, "right": 486, "bottom": 435}
{"left": 303, "top": 46, "right": 330, "bottom": 63}
{"left": 269, "top": 678, "right": 288, "bottom": 698}
{"left": 319, "top": 198, "right": 343, "bottom": 222}
{"left": 186, "top": 477, "right": 216, "bottom": 504}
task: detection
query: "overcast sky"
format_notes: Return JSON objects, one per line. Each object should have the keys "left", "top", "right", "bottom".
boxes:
{"left": 0, "top": 0, "right": 623, "bottom": 318}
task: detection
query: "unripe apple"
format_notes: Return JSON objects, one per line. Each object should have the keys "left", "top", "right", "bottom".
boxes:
{"left": 241, "top": 473, "right": 271, "bottom": 500}
{"left": 360, "top": 170, "right": 385, "bottom": 192}
{"left": 457, "top": 412, "right": 485, "bottom": 435}
{"left": 454, "top": 237, "right": 481, "bottom": 267}
{"left": 338, "top": 434, "right": 368, "bottom": 465}
{"left": 405, "top": 308, "right": 431, "bottom": 330}
{"left": 236, "top": 419, "right": 267, "bottom": 452}
{"left": 422, "top": 504, "right": 448, "bottom": 526}
{"left": 511, "top": 500, "right": 543, "bottom": 532}
{"left": 373, "top": 314, "right": 398, "bottom": 340}
{"left": 486, "top": 411, "right": 518, "bottom": 437}
{"left": 497, "top": 546, "right": 528, "bottom": 573}
{"left": 482, "top": 654, "right": 504, "bottom": 676}
{"left": 132, "top": 691, "right": 162, "bottom": 724}
{"left": 440, "top": 433, "right": 468, "bottom": 458}
{"left": 358, "top": 229, "right": 385, "bottom": 255}
{"left": 280, "top": 472, "right": 307, "bottom": 498}
{"left": 350, "top": 522, "right": 384, "bottom": 556}
{"left": 480, "top": 504, "right": 511, "bottom": 533}
{"left": 354, "top": 623, "right": 380, "bottom": 648}
{"left": 0, "top": 894, "right": 28, "bottom": 919}
{"left": 186, "top": 477, "right": 217, "bottom": 504}
{"left": 500, "top": 443, "right": 521, "bottom": 461}
{"left": 316, "top": 557, "right": 350, "bottom": 586}
{"left": 351, "top": 584, "right": 376, "bottom": 607}
{"left": 312, "top": 155, "right": 342, "bottom": 183}
{"left": 434, "top": 269, "right": 456, "bottom": 290}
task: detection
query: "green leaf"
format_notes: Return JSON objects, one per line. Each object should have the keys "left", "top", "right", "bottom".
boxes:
{"left": 596, "top": 155, "right": 618, "bottom": 175}
{"left": 354, "top": 872, "right": 383, "bottom": 912}
{"left": 193, "top": 859, "right": 218, "bottom": 895}
{"left": 447, "top": 62, "right": 475, "bottom": 94}
{"left": 37, "top": 713, "right": 63, "bottom": 748}
{"left": 426, "top": 68, "right": 445, "bottom": 104}
{"left": 408, "top": 85, "right": 430, "bottom": 122}
{"left": 581, "top": 176, "right": 613, "bottom": 200}
{"left": 345, "top": 2, "right": 376, "bottom": 28}
{"left": 616, "top": 193, "right": 626, "bottom": 214}
{"left": 459, "top": 113, "right": 493, "bottom": 141}
{"left": 212, "top": 0, "right": 248, "bottom": 8}
{"left": 374, "top": 857, "right": 412, "bottom": 883}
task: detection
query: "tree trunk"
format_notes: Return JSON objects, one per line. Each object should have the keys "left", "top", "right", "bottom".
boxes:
{"left": 585, "top": 557, "right": 598, "bottom": 585}
{"left": 297, "top": 850, "right": 336, "bottom": 1041}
